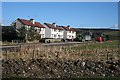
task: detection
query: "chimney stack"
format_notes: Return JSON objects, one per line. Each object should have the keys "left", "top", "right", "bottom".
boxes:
{"left": 67, "top": 25, "right": 70, "bottom": 29}
{"left": 52, "top": 23, "right": 56, "bottom": 27}
{"left": 30, "top": 18, "right": 35, "bottom": 24}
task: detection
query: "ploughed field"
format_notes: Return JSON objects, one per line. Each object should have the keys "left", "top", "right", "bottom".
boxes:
{"left": 2, "top": 40, "right": 120, "bottom": 78}
{"left": 2, "top": 58, "right": 120, "bottom": 78}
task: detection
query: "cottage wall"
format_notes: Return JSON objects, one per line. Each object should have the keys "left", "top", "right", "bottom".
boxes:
{"left": 44, "top": 24, "right": 51, "bottom": 38}
{"left": 15, "top": 19, "right": 23, "bottom": 29}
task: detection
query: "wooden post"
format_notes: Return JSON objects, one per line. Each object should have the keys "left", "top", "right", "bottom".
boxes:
{"left": 33, "top": 45, "right": 35, "bottom": 59}
{"left": 107, "top": 52, "right": 109, "bottom": 61}
{"left": 106, "top": 45, "right": 109, "bottom": 61}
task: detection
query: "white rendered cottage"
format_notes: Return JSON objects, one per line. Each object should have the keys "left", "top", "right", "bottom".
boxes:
{"left": 11, "top": 18, "right": 45, "bottom": 38}
{"left": 62, "top": 26, "right": 76, "bottom": 40}
{"left": 44, "top": 23, "right": 64, "bottom": 39}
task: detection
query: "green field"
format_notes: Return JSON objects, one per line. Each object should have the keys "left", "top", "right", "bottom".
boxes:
{"left": 70, "top": 40, "right": 119, "bottom": 50}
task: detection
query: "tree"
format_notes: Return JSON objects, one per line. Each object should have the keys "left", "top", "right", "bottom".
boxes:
{"left": 2, "top": 26, "right": 18, "bottom": 42}
{"left": 16, "top": 26, "right": 26, "bottom": 40}
{"left": 75, "top": 34, "right": 83, "bottom": 41}
{"left": 106, "top": 35, "right": 110, "bottom": 41}
{"left": 17, "top": 26, "right": 41, "bottom": 41}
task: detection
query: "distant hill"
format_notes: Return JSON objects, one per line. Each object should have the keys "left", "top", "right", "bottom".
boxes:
{"left": 75, "top": 28, "right": 119, "bottom": 32}
{"left": 75, "top": 28, "right": 119, "bottom": 40}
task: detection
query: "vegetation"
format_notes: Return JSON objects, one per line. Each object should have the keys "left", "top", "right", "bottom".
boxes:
{"left": 2, "top": 26, "right": 41, "bottom": 42}
{"left": 2, "top": 40, "right": 119, "bottom": 61}
{"left": 17, "top": 26, "right": 41, "bottom": 41}
{"left": 71, "top": 40, "right": 118, "bottom": 50}
{"left": 2, "top": 26, "right": 18, "bottom": 42}
{"left": 75, "top": 28, "right": 119, "bottom": 41}
{"left": 2, "top": 40, "right": 120, "bottom": 78}
{"left": 75, "top": 34, "right": 83, "bottom": 41}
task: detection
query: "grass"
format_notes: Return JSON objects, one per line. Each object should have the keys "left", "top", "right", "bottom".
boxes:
{"left": 2, "top": 41, "right": 21, "bottom": 46}
{"left": 70, "top": 40, "right": 118, "bottom": 50}
{"left": 2, "top": 41, "right": 12, "bottom": 45}
{"left": 2, "top": 40, "right": 119, "bottom": 61}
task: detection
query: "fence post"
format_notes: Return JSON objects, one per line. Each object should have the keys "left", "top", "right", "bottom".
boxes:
{"left": 107, "top": 51, "right": 109, "bottom": 61}
{"left": 106, "top": 45, "right": 109, "bottom": 61}
{"left": 33, "top": 45, "right": 35, "bottom": 59}
{"left": 81, "top": 51, "right": 84, "bottom": 61}
{"left": 6, "top": 50, "right": 8, "bottom": 60}
{"left": 19, "top": 45, "right": 21, "bottom": 58}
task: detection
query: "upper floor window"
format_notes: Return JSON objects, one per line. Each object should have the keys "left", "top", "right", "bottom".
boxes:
{"left": 54, "top": 29, "right": 57, "bottom": 32}
{"left": 58, "top": 35, "right": 60, "bottom": 38}
{"left": 54, "top": 34, "right": 56, "bottom": 37}
{"left": 52, "top": 29, "right": 54, "bottom": 31}
{"left": 59, "top": 30, "right": 62, "bottom": 32}
{"left": 41, "top": 28, "right": 44, "bottom": 31}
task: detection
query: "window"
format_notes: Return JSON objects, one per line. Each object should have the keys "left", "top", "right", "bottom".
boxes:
{"left": 68, "top": 35, "right": 70, "bottom": 38}
{"left": 43, "top": 34, "right": 44, "bottom": 37}
{"left": 58, "top": 35, "right": 60, "bottom": 38}
{"left": 41, "top": 28, "right": 43, "bottom": 31}
{"left": 54, "top": 29, "right": 57, "bottom": 32}
{"left": 59, "top": 30, "right": 61, "bottom": 32}
{"left": 52, "top": 34, "right": 53, "bottom": 37}
{"left": 54, "top": 34, "right": 56, "bottom": 37}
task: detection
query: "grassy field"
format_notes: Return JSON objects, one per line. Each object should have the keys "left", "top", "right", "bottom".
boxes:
{"left": 2, "top": 40, "right": 119, "bottom": 61}
{"left": 70, "top": 40, "right": 119, "bottom": 50}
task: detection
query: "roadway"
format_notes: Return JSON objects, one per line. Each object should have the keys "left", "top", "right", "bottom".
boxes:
{"left": 1, "top": 42, "right": 83, "bottom": 50}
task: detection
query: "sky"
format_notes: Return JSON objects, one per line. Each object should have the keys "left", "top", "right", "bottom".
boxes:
{"left": 2, "top": 2, "right": 118, "bottom": 29}
{"left": 1, "top": 0, "right": 119, "bottom": 2}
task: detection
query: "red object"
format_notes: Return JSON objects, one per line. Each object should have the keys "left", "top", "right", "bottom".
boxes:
{"left": 107, "top": 40, "right": 112, "bottom": 42}
{"left": 18, "top": 18, "right": 45, "bottom": 28}
{"left": 97, "top": 37, "right": 102, "bottom": 42}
